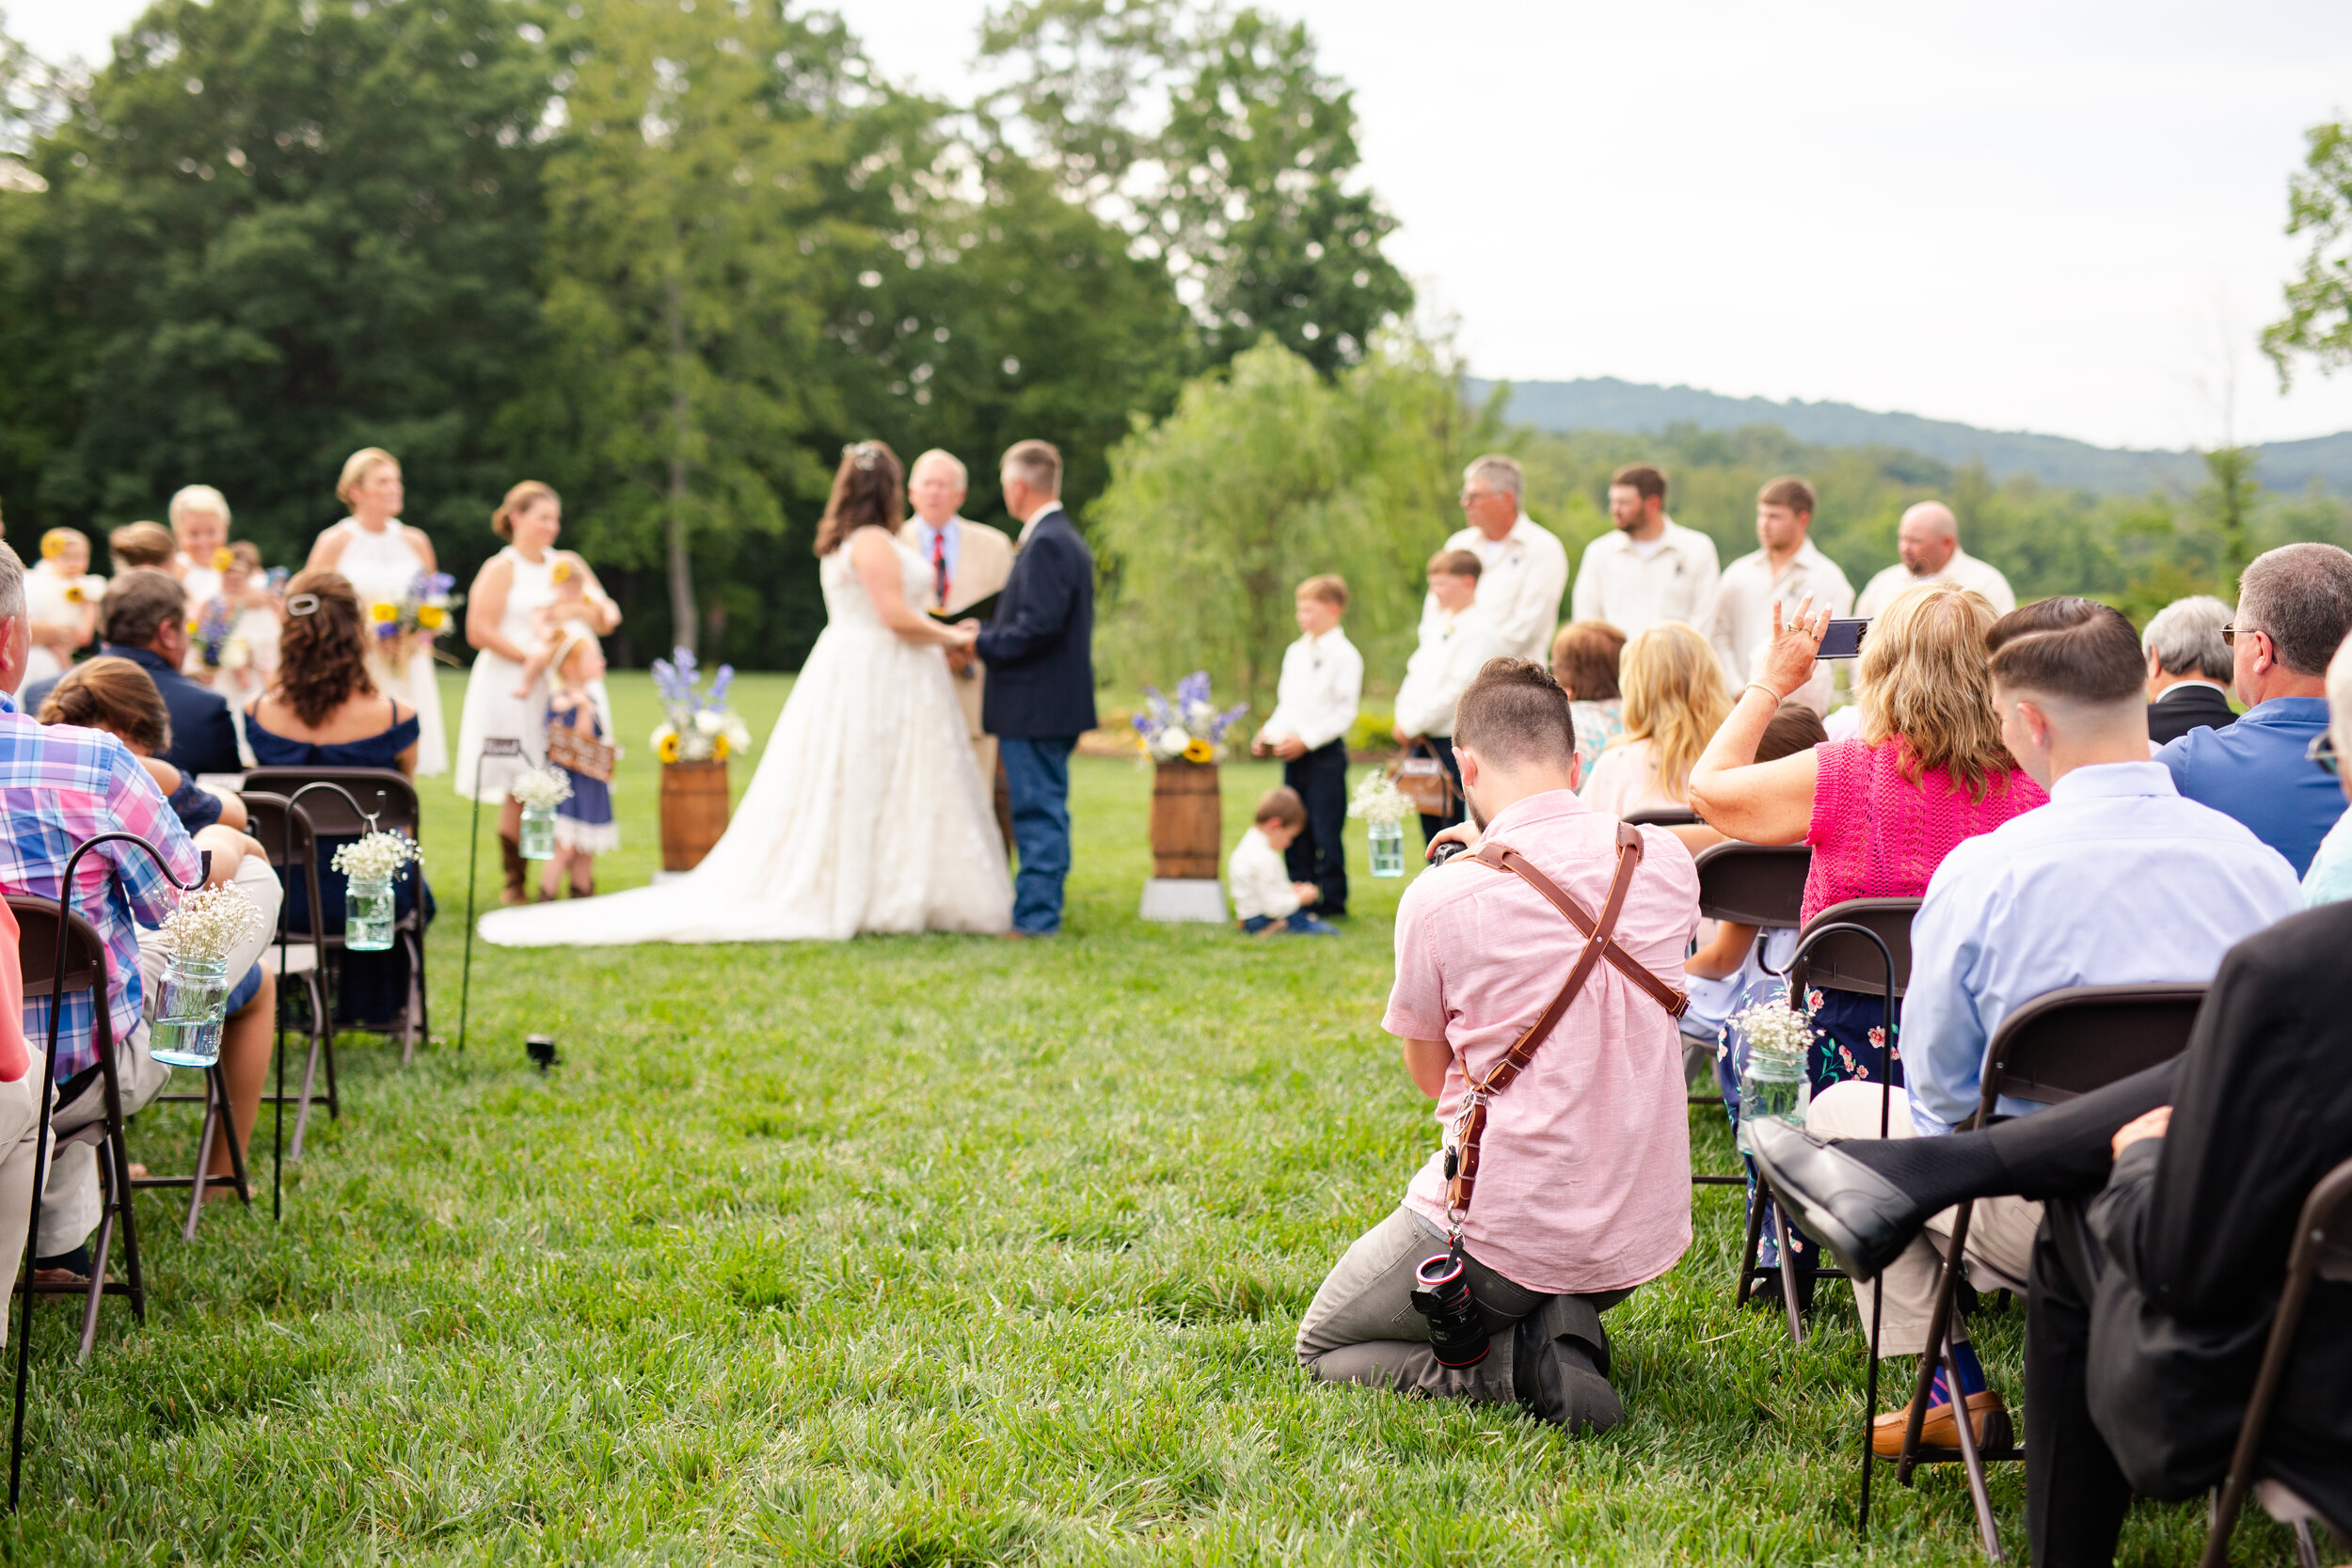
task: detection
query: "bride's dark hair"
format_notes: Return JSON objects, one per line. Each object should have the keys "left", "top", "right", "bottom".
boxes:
{"left": 811, "top": 440, "right": 906, "bottom": 557}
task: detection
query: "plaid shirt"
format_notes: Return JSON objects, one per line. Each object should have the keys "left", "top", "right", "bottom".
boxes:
{"left": 0, "top": 694, "right": 200, "bottom": 1081}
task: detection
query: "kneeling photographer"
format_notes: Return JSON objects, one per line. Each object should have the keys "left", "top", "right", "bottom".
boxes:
{"left": 1295, "top": 658, "right": 1701, "bottom": 1430}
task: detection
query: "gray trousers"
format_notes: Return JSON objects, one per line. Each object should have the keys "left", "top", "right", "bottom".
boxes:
{"left": 1295, "top": 1206, "right": 1631, "bottom": 1419}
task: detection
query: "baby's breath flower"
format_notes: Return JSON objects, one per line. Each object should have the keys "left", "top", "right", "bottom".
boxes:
{"left": 332, "top": 831, "right": 421, "bottom": 884}
{"left": 508, "top": 767, "right": 574, "bottom": 811}
{"left": 160, "top": 884, "right": 264, "bottom": 962}
{"left": 1346, "top": 773, "right": 1416, "bottom": 827}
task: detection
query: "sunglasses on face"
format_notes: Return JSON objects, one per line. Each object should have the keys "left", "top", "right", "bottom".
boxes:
{"left": 2311, "top": 731, "right": 2342, "bottom": 777}
{"left": 2222, "top": 624, "right": 2258, "bottom": 647}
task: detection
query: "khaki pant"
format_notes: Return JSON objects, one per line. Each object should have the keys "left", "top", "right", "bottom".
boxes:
{"left": 1808, "top": 1080, "right": 2041, "bottom": 1357}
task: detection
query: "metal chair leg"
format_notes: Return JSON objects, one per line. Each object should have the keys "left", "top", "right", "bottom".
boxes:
{"left": 183, "top": 1090, "right": 217, "bottom": 1242}
{"left": 1772, "top": 1208, "right": 1807, "bottom": 1345}
{"left": 290, "top": 1032, "right": 322, "bottom": 1163}
{"left": 1941, "top": 1340, "right": 2003, "bottom": 1560}
{"left": 1735, "top": 1187, "right": 1767, "bottom": 1306}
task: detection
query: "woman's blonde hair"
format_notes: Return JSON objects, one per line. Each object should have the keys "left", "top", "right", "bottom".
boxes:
{"left": 1855, "top": 581, "right": 2016, "bottom": 799}
{"left": 1618, "top": 621, "right": 1732, "bottom": 804}
{"left": 336, "top": 447, "right": 400, "bottom": 508}
{"left": 491, "top": 480, "right": 558, "bottom": 541}
{"left": 167, "top": 483, "right": 231, "bottom": 529}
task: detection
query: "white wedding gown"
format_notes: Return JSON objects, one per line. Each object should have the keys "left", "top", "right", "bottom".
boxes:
{"left": 478, "top": 531, "right": 1011, "bottom": 944}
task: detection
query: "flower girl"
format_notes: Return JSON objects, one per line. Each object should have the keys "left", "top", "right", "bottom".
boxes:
{"left": 541, "top": 624, "right": 617, "bottom": 899}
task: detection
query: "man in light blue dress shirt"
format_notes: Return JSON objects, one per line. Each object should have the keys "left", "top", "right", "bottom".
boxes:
{"left": 2156, "top": 542, "right": 2352, "bottom": 876}
{"left": 1806, "top": 599, "right": 2302, "bottom": 1458}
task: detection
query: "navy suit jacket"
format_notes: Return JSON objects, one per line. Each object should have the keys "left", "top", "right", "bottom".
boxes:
{"left": 22, "top": 643, "right": 243, "bottom": 777}
{"left": 2145, "top": 682, "right": 2236, "bottom": 747}
{"left": 976, "top": 505, "right": 1097, "bottom": 740}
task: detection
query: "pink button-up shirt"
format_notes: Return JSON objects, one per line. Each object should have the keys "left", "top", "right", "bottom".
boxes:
{"left": 1384, "top": 789, "right": 1700, "bottom": 1293}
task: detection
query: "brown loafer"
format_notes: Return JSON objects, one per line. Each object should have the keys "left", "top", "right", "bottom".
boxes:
{"left": 1871, "top": 1388, "right": 2012, "bottom": 1459}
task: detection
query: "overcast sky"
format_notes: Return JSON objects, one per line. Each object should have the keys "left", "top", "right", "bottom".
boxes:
{"left": 17, "top": 0, "right": 2352, "bottom": 450}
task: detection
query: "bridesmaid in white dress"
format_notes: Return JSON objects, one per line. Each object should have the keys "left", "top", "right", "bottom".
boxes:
{"left": 453, "top": 481, "right": 621, "bottom": 903}
{"left": 480, "top": 441, "right": 1010, "bottom": 946}
{"left": 16, "top": 528, "right": 100, "bottom": 695}
{"left": 306, "top": 447, "right": 450, "bottom": 775}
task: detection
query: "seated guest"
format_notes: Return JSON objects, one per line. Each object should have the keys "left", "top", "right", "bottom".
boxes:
{"left": 1296, "top": 659, "right": 1698, "bottom": 1431}
{"left": 1802, "top": 599, "right": 2299, "bottom": 1458}
{"left": 1686, "top": 582, "right": 2046, "bottom": 1291}
{"left": 0, "top": 546, "right": 280, "bottom": 1286}
{"left": 245, "top": 570, "right": 427, "bottom": 1031}
{"left": 2158, "top": 542, "right": 2352, "bottom": 874}
{"left": 1391, "top": 549, "right": 1503, "bottom": 844}
{"left": 20, "top": 568, "right": 240, "bottom": 777}
{"left": 1579, "top": 621, "right": 1728, "bottom": 816}
{"left": 1549, "top": 619, "right": 1627, "bottom": 780}
{"left": 2139, "top": 594, "right": 2238, "bottom": 745}
{"left": 37, "top": 657, "right": 278, "bottom": 1196}
{"left": 1753, "top": 899, "right": 2352, "bottom": 1566}
{"left": 2304, "top": 632, "right": 2352, "bottom": 906}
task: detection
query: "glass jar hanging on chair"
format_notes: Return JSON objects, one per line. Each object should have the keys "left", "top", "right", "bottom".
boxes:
{"left": 346, "top": 874, "right": 395, "bottom": 952}
{"left": 519, "top": 801, "right": 557, "bottom": 861}
{"left": 149, "top": 953, "right": 232, "bottom": 1069}
{"left": 1367, "top": 818, "right": 1406, "bottom": 878}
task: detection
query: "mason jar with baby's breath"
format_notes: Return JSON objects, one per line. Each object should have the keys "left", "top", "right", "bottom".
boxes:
{"left": 332, "top": 831, "right": 421, "bottom": 953}
{"left": 1729, "top": 992, "right": 1819, "bottom": 1153}
{"left": 509, "top": 768, "right": 572, "bottom": 862}
{"left": 1347, "top": 773, "right": 1414, "bottom": 878}
{"left": 151, "top": 884, "right": 266, "bottom": 1069}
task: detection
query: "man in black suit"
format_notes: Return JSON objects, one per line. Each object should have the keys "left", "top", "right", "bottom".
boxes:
{"left": 2142, "top": 593, "right": 2239, "bottom": 745}
{"left": 21, "top": 567, "right": 241, "bottom": 776}
{"left": 972, "top": 439, "right": 1095, "bottom": 937}
{"left": 1751, "top": 902, "right": 2352, "bottom": 1565}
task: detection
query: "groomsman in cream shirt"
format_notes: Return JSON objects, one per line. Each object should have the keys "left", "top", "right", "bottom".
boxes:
{"left": 1702, "top": 475, "right": 1853, "bottom": 715}
{"left": 1853, "top": 500, "right": 2015, "bottom": 618}
{"left": 900, "top": 449, "right": 1014, "bottom": 801}
{"left": 1430, "top": 453, "right": 1569, "bottom": 664}
{"left": 1568, "top": 462, "right": 1720, "bottom": 637}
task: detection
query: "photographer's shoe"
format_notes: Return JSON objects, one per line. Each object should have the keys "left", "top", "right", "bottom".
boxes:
{"left": 1511, "top": 1296, "right": 1623, "bottom": 1434}
{"left": 1746, "top": 1119, "right": 1926, "bottom": 1281}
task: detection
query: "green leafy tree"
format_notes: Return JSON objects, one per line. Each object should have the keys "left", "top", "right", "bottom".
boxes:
{"left": 17, "top": 0, "right": 555, "bottom": 573}
{"left": 980, "top": 0, "right": 1411, "bottom": 376}
{"left": 1090, "top": 337, "right": 1486, "bottom": 709}
{"left": 2265, "top": 119, "right": 2352, "bottom": 385}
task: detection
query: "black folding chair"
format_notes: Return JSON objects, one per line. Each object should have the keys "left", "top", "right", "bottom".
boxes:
{"left": 242, "top": 794, "right": 336, "bottom": 1166}
{"left": 2200, "top": 1155, "right": 2352, "bottom": 1568}
{"left": 1895, "top": 982, "right": 2208, "bottom": 1560}
{"left": 1689, "top": 842, "right": 1813, "bottom": 1187}
{"left": 1622, "top": 805, "right": 1700, "bottom": 828}
{"left": 243, "top": 768, "right": 427, "bottom": 1064}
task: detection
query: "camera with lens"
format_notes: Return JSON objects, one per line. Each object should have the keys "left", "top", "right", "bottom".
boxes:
{"left": 1409, "top": 1247, "right": 1490, "bottom": 1367}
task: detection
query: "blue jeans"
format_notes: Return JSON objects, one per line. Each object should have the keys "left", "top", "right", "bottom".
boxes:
{"left": 999, "top": 736, "right": 1076, "bottom": 933}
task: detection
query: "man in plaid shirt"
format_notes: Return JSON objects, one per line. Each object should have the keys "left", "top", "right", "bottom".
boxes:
{"left": 0, "top": 545, "right": 280, "bottom": 1293}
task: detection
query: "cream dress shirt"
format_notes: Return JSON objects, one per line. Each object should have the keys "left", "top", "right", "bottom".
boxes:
{"left": 1704, "top": 538, "right": 1855, "bottom": 714}
{"left": 1568, "top": 518, "right": 1722, "bottom": 639}
{"left": 1855, "top": 546, "right": 2016, "bottom": 619}
{"left": 1227, "top": 826, "right": 1301, "bottom": 922}
{"left": 1392, "top": 603, "right": 1504, "bottom": 739}
{"left": 1429, "top": 515, "right": 1569, "bottom": 664}
{"left": 1260, "top": 626, "right": 1362, "bottom": 752}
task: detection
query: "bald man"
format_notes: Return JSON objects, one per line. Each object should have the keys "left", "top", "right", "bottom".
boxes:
{"left": 1855, "top": 502, "right": 2016, "bottom": 619}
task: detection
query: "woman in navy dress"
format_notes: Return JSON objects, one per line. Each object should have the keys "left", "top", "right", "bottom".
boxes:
{"left": 245, "top": 569, "right": 431, "bottom": 1029}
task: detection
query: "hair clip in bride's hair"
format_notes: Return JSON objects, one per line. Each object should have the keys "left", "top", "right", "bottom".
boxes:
{"left": 286, "top": 593, "right": 320, "bottom": 617}
{"left": 846, "top": 441, "right": 881, "bottom": 472}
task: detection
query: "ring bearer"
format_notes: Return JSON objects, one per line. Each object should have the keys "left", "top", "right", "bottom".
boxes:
{"left": 901, "top": 449, "right": 1016, "bottom": 849}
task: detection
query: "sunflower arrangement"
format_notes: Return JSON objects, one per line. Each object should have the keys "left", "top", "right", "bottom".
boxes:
{"left": 1131, "top": 672, "right": 1248, "bottom": 766}
{"left": 373, "top": 569, "right": 458, "bottom": 641}
{"left": 650, "top": 646, "right": 753, "bottom": 765}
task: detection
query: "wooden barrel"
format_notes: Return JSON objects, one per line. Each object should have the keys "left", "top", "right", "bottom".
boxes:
{"left": 660, "top": 759, "right": 731, "bottom": 871}
{"left": 1150, "top": 761, "right": 1221, "bottom": 879}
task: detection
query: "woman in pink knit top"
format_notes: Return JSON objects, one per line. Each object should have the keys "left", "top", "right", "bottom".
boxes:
{"left": 1688, "top": 582, "right": 2045, "bottom": 1288}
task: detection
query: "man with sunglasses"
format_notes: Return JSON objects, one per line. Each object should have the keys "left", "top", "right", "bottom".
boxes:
{"left": 2157, "top": 542, "right": 2352, "bottom": 876}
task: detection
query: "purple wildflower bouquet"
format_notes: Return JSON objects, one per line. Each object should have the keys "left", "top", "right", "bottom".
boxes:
{"left": 1132, "top": 672, "right": 1248, "bottom": 765}
{"left": 650, "top": 646, "right": 753, "bottom": 764}
{"left": 190, "top": 595, "right": 237, "bottom": 671}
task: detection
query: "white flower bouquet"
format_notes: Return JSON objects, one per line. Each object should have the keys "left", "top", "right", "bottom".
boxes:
{"left": 1345, "top": 772, "right": 1416, "bottom": 828}
{"left": 159, "top": 883, "right": 265, "bottom": 961}
{"left": 508, "top": 767, "right": 574, "bottom": 811}
{"left": 332, "top": 831, "right": 422, "bottom": 884}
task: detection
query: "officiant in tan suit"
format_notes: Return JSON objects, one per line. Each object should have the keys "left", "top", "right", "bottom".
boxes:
{"left": 900, "top": 449, "right": 1016, "bottom": 847}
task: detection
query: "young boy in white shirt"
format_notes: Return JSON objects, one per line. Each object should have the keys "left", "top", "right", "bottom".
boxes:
{"left": 1228, "top": 786, "right": 1340, "bottom": 936}
{"left": 1252, "top": 574, "right": 1361, "bottom": 916}
{"left": 1391, "top": 548, "right": 1504, "bottom": 845}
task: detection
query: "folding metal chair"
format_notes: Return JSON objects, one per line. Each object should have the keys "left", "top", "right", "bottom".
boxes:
{"left": 1895, "top": 982, "right": 2208, "bottom": 1560}
{"left": 2200, "top": 1155, "right": 2352, "bottom": 1568}
{"left": 1736, "top": 896, "right": 1919, "bottom": 1338}
{"left": 1689, "top": 842, "right": 1813, "bottom": 1188}
{"left": 132, "top": 1056, "right": 251, "bottom": 1243}
{"left": 241, "top": 793, "right": 336, "bottom": 1165}
{"left": 243, "top": 768, "right": 427, "bottom": 1064}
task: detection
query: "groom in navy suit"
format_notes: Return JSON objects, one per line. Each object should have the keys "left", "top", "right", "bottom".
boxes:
{"left": 972, "top": 439, "right": 1095, "bottom": 936}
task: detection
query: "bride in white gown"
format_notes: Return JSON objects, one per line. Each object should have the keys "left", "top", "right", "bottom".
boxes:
{"left": 479, "top": 441, "right": 1011, "bottom": 945}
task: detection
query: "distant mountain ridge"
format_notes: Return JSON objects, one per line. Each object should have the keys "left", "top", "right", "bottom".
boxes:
{"left": 1469, "top": 376, "right": 2352, "bottom": 498}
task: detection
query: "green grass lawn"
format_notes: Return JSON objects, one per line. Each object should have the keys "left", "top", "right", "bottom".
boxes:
{"left": 0, "top": 672, "right": 2300, "bottom": 1563}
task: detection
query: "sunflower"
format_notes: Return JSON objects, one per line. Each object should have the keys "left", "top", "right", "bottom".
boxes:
{"left": 711, "top": 734, "right": 730, "bottom": 762}
{"left": 657, "top": 732, "right": 681, "bottom": 764}
{"left": 371, "top": 602, "right": 399, "bottom": 623}
{"left": 63, "top": 584, "right": 83, "bottom": 605}
{"left": 1182, "top": 738, "right": 1216, "bottom": 765}
{"left": 415, "top": 604, "right": 446, "bottom": 629}
{"left": 212, "top": 547, "right": 233, "bottom": 571}
{"left": 39, "top": 534, "right": 63, "bottom": 560}
{"left": 185, "top": 618, "right": 199, "bottom": 636}
{"left": 550, "top": 559, "right": 573, "bottom": 584}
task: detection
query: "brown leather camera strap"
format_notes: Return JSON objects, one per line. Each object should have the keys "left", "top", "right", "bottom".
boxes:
{"left": 1445, "top": 821, "right": 1691, "bottom": 1222}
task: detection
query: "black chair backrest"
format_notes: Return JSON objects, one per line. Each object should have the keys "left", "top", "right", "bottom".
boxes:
{"left": 1791, "top": 896, "right": 1920, "bottom": 997}
{"left": 1692, "top": 841, "right": 1811, "bottom": 927}
{"left": 1980, "top": 983, "right": 2207, "bottom": 1115}
{"left": 1622, "top": 805, "right": 1699, "bottom": 828}
{"left": 7, "top": 894, "right": 104, "bottom": 998}
{"left": 241, "top": 792, "right": 331, "bottom": 941}
{"left": 242, "top": 768, "right": 419, "bottom": 841}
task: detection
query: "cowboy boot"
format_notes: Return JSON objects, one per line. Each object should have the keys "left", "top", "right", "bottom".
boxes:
{"left": 500, "top": 835, "right": 529, "bottom": 905}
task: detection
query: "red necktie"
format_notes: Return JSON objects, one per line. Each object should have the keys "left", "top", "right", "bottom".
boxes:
{"left": 932, "top": 529, "right": 949, "bottom": 608}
